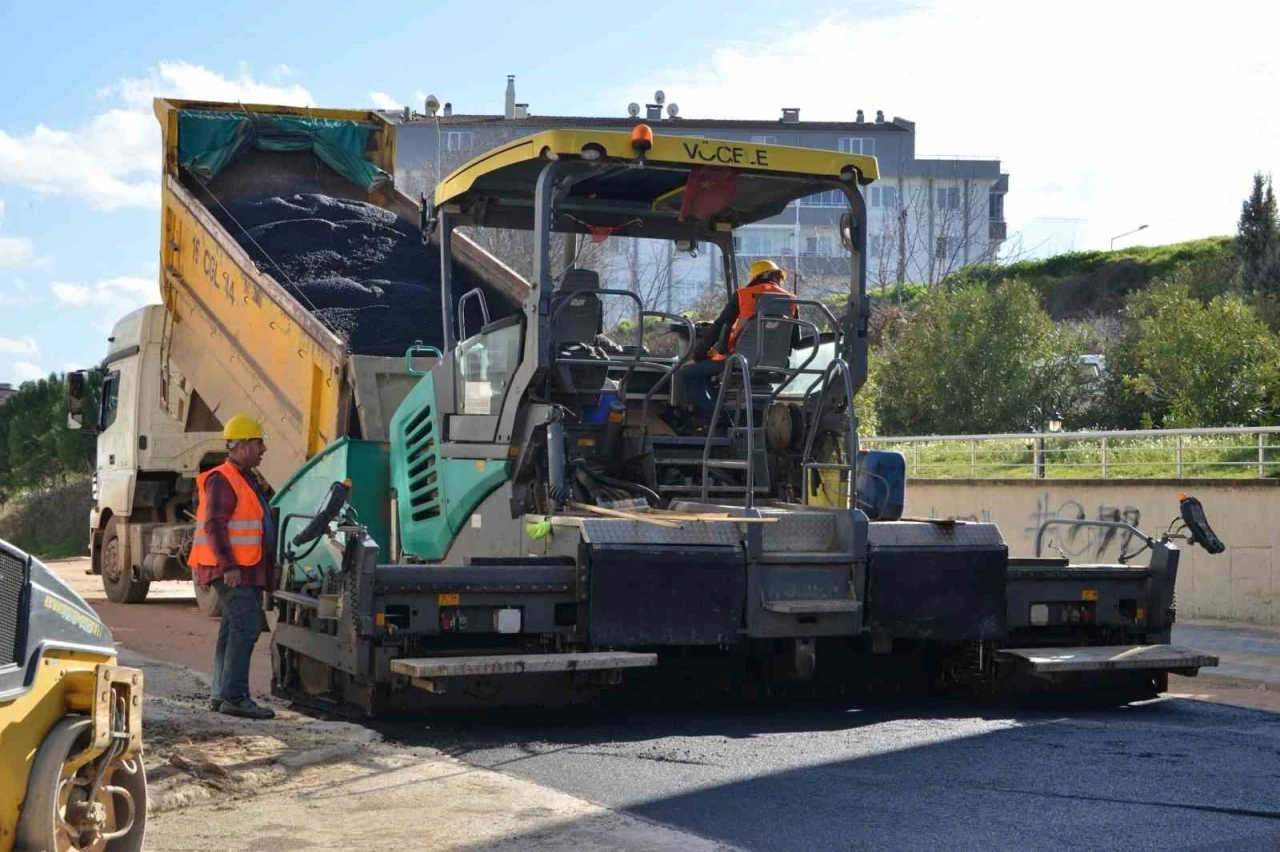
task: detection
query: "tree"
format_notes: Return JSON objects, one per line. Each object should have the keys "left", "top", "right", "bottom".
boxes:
{"left": 0, "top": 373, "right": 99, "bottom": 500}
{"left": 1104, "top": 282, "right": 1280, "bottom": 428}
{"left": 1236, "top": 172, "right": 1280, "bottom": 297}
{"left": 875, "top": 280, "right": 1085, "bottom": 435}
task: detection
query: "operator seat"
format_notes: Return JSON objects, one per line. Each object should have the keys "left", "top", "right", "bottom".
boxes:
{"left": 552, "top": 269, "right": 604, "bottom": 345}
{"left": 714, "top": 297, "right": 798, "bottom": 400}
{"left": 550, "top": 268, "right": 608, "bottom": 399}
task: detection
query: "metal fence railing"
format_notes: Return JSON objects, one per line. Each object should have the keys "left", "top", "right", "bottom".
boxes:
{"left": 862, "top": 426, "right": 1280, "bottom": 480}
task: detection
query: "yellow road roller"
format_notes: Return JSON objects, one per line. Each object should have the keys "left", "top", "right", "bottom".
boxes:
{"left": 0, "top": 539, "right": 146, "bottom": 851}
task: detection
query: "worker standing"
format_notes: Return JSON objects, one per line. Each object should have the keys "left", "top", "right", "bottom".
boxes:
{"left": 674, "top": 259, "right": 797, "bottom": 423}
{"left": 189, "top": 414, "right": 277, "bottom": 719}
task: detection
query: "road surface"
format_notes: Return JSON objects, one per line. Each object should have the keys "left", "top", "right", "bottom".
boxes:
{"left": 62, "top": 558, "right": 1280, "bottom": 851}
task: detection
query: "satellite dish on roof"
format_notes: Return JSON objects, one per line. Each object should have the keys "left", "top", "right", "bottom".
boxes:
{"left": 654, "top": 90, "right": 666, "bottom": 105}
{"left": 627, "top": 102, "right": 641, "bottom": 118}
{"left": 666, "top": 103, "right": 679, "bottom": 118}
{"left": 425, "top": 95, "right": 440, "bottom": 116}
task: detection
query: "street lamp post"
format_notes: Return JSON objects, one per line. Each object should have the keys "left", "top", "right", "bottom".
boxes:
{"left": 1110, "top": 224, "right": 1148, "bottom": 251}
{"left": 1034, "top": 410, "right": 1063, "bottom": 479}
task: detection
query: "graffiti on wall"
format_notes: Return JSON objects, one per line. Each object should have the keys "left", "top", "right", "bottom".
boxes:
{"left": 929, "top": 508, "right": 993, "bottom": 524}
{"left": 1024, "top": 493, "right": 1141, "bottom": 560}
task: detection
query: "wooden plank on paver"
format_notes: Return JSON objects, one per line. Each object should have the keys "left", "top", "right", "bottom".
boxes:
{"left": 391, "top": 652, "right": 658, "bottom": 678}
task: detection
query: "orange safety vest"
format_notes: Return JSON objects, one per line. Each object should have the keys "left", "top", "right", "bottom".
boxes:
{"left": 709, "top": 281, "right": 797, "bottom": 361}
{"left": 188, "top": 461, "right": 265, "bottom": 568}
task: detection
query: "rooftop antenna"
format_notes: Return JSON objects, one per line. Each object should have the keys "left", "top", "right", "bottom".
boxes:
{"left": 666, "top": 103, "right": 679, "bottom": 118}
{"left": 627, "top": 102, "right": 641, "bottom": 118}
{"left": 654, "top": 90, "right": 666, "bottom": 106}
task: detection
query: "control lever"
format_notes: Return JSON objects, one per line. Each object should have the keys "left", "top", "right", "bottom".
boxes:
{"left": 292, "top": 479, "right": 352, "bottom": 547}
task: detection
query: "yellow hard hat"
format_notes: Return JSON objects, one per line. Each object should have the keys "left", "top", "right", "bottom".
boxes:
{"left": 222, "top": 414, "right": 265, "bottom": 441}
{"left": 748, "top": 259, "right": 787, "bottom": 283}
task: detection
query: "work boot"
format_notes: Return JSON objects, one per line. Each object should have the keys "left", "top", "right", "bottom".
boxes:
{"left": 218, "top": 696, "right": 276, "bottom": 720}
{"left": 209, "top": 698, "right": 222, "bottom": 711}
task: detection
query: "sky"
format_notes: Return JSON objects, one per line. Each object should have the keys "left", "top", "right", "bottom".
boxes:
{"left": 0, "top": 0, "right": 1277, "bottom": 384}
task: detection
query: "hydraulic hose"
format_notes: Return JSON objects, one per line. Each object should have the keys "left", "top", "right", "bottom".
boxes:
{"left": 574, "top": 461, "right": 664, "bottom": 508}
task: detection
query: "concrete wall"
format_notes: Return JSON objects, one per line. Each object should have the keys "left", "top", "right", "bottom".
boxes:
{"left": 906, "top": 480, "right": 1280, "bottom": 627}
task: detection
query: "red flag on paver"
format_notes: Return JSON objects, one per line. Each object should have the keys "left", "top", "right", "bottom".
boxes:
{"left": 679, "top": 167, "right": 738, "bottom": 223}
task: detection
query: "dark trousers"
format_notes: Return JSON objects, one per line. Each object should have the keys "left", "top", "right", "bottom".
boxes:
{"left": 210, "top": 581, "right": 264, "bottom": 703}
{"left": 677, "top": 359, "right": 726, "bottom": 419}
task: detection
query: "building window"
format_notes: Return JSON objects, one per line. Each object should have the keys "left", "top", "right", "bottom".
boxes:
{"left": 989, "top": 192, "right": 1004, "bottom": 220}
{"left": 935, "top": 236, "right": 949, "bottom": 260}
{"left": 445, "top": 131, "right": 474, "bottom": 152}
{"left": 870, "top": 234, "right": 896, "bottom": 255}
{"left": 751, "top": 135, "right": 778, "bottom": 144}
{"left": 798, "top": 189, "right": 845, "bottom": 207}
{"left": 869, "top": 186, "right": 899, "bottom": 209}
{"left": 734, "top": 233, "right": 771, "bottom": 255}
{"left": 838, "top": 137, "right": 874, "bottom": 156}
{"left": 805, "top": 236, "right": 834, "bottom": 256}
{"left": 936, "top": 187, "right": 961, "bottom": 210}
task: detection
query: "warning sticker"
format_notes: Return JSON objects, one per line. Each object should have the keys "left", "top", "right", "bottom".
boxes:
{"left": 465, "top": 381, "right": 491, "bottom": 414}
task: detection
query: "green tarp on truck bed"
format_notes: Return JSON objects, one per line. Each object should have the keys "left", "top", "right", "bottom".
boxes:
{"left": 177, "top": 109, "right": 392, "bottom": 192}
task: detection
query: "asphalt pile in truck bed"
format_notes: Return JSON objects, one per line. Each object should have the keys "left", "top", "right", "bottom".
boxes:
{"left": 213, "top": 194, "right": 500, "bottom": 356}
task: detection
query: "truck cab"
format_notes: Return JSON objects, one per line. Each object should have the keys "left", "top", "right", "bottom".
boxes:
{"left": 69, "top": 305, "right": 225, "bottom": 607}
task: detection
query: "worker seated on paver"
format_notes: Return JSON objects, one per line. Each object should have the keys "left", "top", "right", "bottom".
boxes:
{"left": 671, "top": 259, "right": 798, "bottom": 430}
{"left": 189, "top": 414, "right": 277, "bottom": 720}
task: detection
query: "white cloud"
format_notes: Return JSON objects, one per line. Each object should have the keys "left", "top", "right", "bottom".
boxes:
{"left": 620, "top": 0, "right": 1280, "bottom": 249}
{"left": 52, "top": 276, "right": 154, "bottom": 312}
{"left": 0, "top": 236, "right": 34, "bottom": 268}
{"left": 275, "top": 64, "right": 293, "bottom": 78}
{"left": 10, "top": 361, "right": 46, "bottom": 382}
{"left": 52, "top": 282, "right": 91, "bottom": 306}
{"left": 0, "top": 335, "right": 38, "bottom": 355}
{"left": 0, "top": 199, "right": 35, "bottom": 268}
{"left": 105, "top": 61, "right": 313, "bottom": 111}
{"left": 370, "top": 91, "right": 400, "bottom": 110}
{"left": 0, "top": 279, "right": 40, "bottom": 308}
{"left": 1, "top": 62, "right": 314, "bottom": 210}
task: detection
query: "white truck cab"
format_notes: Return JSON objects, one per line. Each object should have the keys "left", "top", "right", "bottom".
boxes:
{"left": 69, "top": 304, "right": 226, "bottom": 611}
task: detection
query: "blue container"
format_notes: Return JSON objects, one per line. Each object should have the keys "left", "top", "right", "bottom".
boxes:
{"left": 857, "top": 449, "right": 905, "bottom": 521}
{"left": 582, "top": 391, "right": 618, "bottom": 425}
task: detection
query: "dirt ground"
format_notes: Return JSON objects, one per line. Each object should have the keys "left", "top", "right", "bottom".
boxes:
{"left": 54, "top": 557, "right": 273, "bottom": 698}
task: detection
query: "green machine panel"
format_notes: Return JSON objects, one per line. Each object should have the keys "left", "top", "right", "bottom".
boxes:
{"left": 390, "top": 372, "right": 511, "bottom": 561}
{"left": 271, "top": 437, "right": 390, "bottom": 582}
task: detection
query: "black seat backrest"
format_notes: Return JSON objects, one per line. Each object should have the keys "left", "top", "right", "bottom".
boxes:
{"left": 552, "top": 269, "right": 603, "bottom": 346}
{"left": 734, "top": 297, "right": 794, "bottom": 371}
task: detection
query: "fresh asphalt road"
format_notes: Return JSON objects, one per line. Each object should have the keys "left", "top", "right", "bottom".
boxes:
{"left": 385, "top": 693, "right": 1280, "bottom": 852}
{"left": 58, "top": 560, "right": 1280, "bottom": 851}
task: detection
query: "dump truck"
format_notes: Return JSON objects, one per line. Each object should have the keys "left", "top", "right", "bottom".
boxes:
{"left": 68, "top": 98, "right": 529, "bottom": 614}
{"left": 0, "top": 537, "right": 147, "bottom": 851}
{"left": 260, "top": 123, "right": 1224, "bottom": 714}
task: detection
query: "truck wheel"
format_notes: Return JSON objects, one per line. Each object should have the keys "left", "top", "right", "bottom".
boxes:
{"left": 193, "top": 581, "right": 223, "bottom": 618}
{"left": 101, "top": 520, "right": 150, "bottom": 604}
